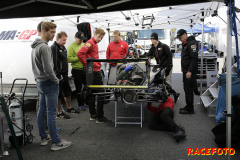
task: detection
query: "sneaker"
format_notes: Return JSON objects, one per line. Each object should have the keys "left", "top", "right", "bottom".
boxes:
{"left": 80, "top": 105, "right": 86, "bottom": 111}
{"left": 66, "top": 108, "right": 80, "bottom": 114}
{"left": 51, "top": 139, "right": 72, "bottom": 151}
{"left": 57, "top": 112, "right": 70, "bottom": 119}
{"left": 173, "top": 93, "right": 180, "bottom": 103}
{"left": 96, "top": 117, "right": 113, "bottom": 124}
{"left": 173, "top": 127, "right": 186, "bottom": 141}
{"left": 89, "top": 114, "right": 97, "bottom": 121}
{"left": 40, "top": 136, "right": 51, "bottom": 146}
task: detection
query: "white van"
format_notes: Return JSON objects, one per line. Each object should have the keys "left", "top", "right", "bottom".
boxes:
{"left": 133, "top": 29, "right": 171, "bottom": 55}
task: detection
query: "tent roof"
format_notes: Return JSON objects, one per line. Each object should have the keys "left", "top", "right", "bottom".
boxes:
{"left": 26, "top": 2, "right": 224, "bottom": 30}
{"left": 0, "top": 0, "right": 224, "bottom": 19}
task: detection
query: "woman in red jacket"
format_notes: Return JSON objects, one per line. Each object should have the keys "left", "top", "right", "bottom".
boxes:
{"left": 147, "top": 97, "right": 186, "bottom": 142}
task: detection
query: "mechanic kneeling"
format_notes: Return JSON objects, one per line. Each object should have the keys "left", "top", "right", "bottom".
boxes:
{"left": 147, "top": 97, "right": 186, "bottom": 141}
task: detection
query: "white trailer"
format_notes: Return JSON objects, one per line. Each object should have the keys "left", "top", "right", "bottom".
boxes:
{"left": 0, "top": 18, "right": 109, "bottom": 99}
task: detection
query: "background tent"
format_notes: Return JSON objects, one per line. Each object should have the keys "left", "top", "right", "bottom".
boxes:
{"left": 186, "top": 23, "right": 216, "bottom": 33}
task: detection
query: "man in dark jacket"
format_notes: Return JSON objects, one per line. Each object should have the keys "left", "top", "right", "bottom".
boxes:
{"left": 176, "top": 29, "right": 198, "bottom": 114}
{"left": 51, "top": 32, "right": 80, "bottom": 119}
{"left": 147, "top": 32, "right": 180, "bottom": 103}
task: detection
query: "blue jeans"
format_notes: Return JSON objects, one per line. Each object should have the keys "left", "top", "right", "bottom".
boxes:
{"left": 36, "top": 80, "right": 60, "bottom": 144}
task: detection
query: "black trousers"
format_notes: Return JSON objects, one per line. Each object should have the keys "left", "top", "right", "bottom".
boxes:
{"left": 58, "top": 74, "right": 72, "bottom": 101}
{"left": 183, "top": 72, "right": 196, "bottom": 109}
{"left": 88, "top": 71, "right": 104, "bottom": 118}
{"left": 149, "top": 108, "right": 177, "bottom": 132}
{"left": 194, "top": 78, "right": 199, "bottom": 93}
{"left": 71, "top": 69, "right": 85, "bottom": 106}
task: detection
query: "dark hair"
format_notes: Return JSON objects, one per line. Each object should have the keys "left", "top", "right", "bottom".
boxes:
{"left": 37, "top": 21, "right": 44, "bottom": 32}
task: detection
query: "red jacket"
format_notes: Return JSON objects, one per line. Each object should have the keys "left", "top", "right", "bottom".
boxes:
{"left": 147, "top": 97, "right": 174, "bottom": 114}
{"left": 106, "top": 40, "right": 129, "bottom": 66}
{"left": 77, "top": 37, "right": 101, "bottom": 72}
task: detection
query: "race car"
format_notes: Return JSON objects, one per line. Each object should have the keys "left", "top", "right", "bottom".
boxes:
{"left": 84, "top": 58, "right": 169, "bottom": 104}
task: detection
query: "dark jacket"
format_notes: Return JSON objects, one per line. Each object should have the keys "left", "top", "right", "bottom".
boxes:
{"left": 181, "top": 36, "right": 198, "bottom": 74}
{"left": 51, "top": 41, "right": 68, "bottom": 78}
{"left": 147, "top": 41, "right": 172, "bottom": 76}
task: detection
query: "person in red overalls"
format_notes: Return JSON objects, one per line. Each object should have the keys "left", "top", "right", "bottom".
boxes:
{"left": 147, "top": 97, "right": 186, "bottom": 142}
{"left": 106, "top": 30, "right": 130, "bottom": 82}
{"left": 77, "top": 28, "right": 112, "bottom": 124}
{"left": 106, "top": 30, "right": 129, "bottom": 66}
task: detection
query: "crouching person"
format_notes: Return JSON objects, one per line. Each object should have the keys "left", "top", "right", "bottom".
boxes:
{"left": 147, "top": 97, "right": 186, "bottom": 142}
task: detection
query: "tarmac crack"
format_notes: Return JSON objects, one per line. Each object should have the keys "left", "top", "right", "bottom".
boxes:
{"left": 69, "top": 126, "right": 81, "bottom": 136}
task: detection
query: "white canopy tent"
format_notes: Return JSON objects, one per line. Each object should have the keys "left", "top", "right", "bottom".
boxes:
{"left": 1, "top": 2, "right": 239, "bottom": 159}
{"left": 26, "top": 2, "right": 223, "bottom": 31}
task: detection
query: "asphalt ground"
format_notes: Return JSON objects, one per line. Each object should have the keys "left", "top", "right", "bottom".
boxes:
{"left": 1, "top": 57, "right": 240, "bottom": 160}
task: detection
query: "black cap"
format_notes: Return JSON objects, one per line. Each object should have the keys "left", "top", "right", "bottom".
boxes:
{"left": 75, "top": 31, "right": 86, "bottom": 40}
{"left": 150, "top": 32, "right": 158, "bottom": 40}
{"left": 176, "top": 29, "right": 187, "bottom": 39}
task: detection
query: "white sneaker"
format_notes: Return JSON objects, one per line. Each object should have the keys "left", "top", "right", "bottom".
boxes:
{"left": 51, "top": 139, "right": 72, "bottom": 151}
{"left": 40, "top": 135, "right": 51, "bottom": 146}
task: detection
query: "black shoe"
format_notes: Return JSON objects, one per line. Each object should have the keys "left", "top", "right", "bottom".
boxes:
{"left": 173, "top": 93, "right": 180, "bottom": 103}
{"left": 194, "top": 91, "right": 200, "bottom": 95}
{"left": 66, "top": 108, "right": 80, "bottom": 114}
{"left": 89, "top": 114, "right": 97, "bottom": 121}
{"left": 179, "top": 106, "right": 188, "bottom": 111}
{"left": 173, "top": 127, "right": 186, "bottom": 142}
{"left": 179, "top": 108, "right": 194, "bottom": 114}
{"left": 57, "top": 112, "right": 70, "bottom": 119}
{"left": 96, "top": 117, "right": 113, "bottom": 124}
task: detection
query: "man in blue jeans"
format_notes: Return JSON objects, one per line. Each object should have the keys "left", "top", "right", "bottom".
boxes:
{"left": 31, "top": 22, "right": 71, "bottom": 151}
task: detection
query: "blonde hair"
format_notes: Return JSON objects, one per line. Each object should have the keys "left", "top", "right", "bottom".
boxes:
{"left": 113, "top": 30, "right": 120, "bottom": 36}
{"left": 41, "top": 22, "right": 57, "bottom": 32}
{"left": 95, "top": 28, "right": 106, "bottom": 36}
{"left": 57, "top": 31, "right": 68, "bottom": 39}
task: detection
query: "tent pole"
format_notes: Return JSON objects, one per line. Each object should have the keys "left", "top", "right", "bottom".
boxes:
{"left": 190, "top": 19, "right": 193, "bottom": 35}
{"left": 175, "top": 38, "right": 177, "bottom": 55}
{"left": 107, "top": 23, "right": 110, "bottom": 43}
{"left": 200, "top": 13, "right": 204, "bottom": 96}
{"left": 226, "top": 3, "right": 232, "bottom": 160}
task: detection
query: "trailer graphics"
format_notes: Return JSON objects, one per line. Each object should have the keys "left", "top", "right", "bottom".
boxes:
{"left": 0, "top": 30, "right": 38, "bottom": 41}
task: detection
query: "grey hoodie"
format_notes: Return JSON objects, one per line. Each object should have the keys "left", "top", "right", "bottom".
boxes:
{"left": 31, "top": 38, "right": 59, "bottom": 84}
